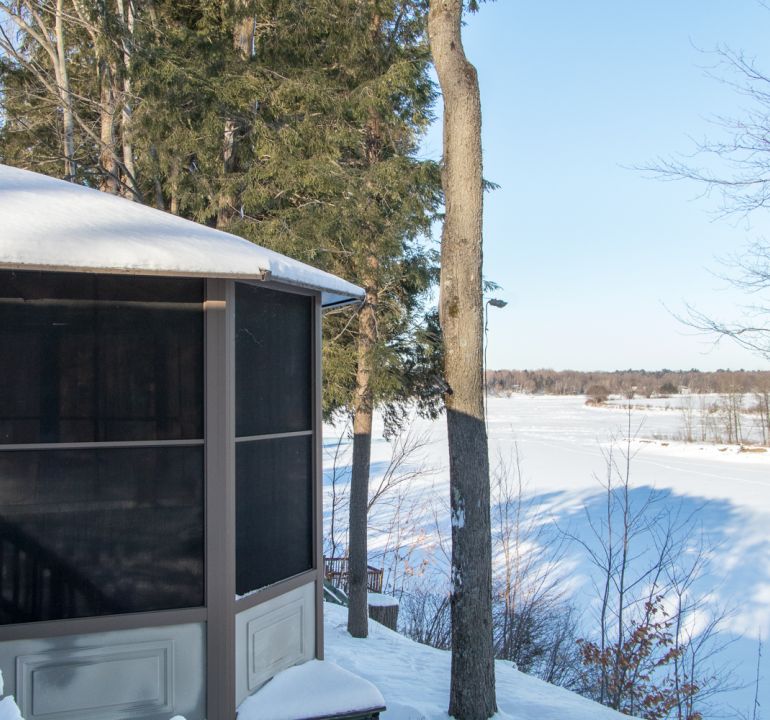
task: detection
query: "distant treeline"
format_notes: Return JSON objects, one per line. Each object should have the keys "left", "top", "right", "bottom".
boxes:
{"left": 486, "top": 369, "right": 770, "bottom": 396}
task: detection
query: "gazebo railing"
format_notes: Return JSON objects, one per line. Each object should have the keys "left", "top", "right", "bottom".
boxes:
{"left": 0, "top": 518, "right": 120, "bottom": 624}
{"left": 323, "top": 557, "right": 383, "bottom": 594}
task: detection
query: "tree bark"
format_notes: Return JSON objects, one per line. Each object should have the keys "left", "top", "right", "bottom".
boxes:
{"left": 54, "top": 0, "right": 76, "bottom": 180}
{"left": 347, "top": 2, "right": 385, "bottom": 637}
{"left": 217, "top": 9, "right": 254, "bottom": 228}
{"left": 98, "top": 57, "right": 120, "bottom": 194}
{"left": 428, "top": 1, "right": 497, "bottom": 718}
{"left": 1, "top": 0, "right": 78, "bottom": 180}
{"left": 150, "top": 145, "right": 166, "bottom": 210}
{"left": 117, "top": 0, "right": 140, "bottom": 200}
{"left": 347, "top": 277, "right": 378, "bottom": 638}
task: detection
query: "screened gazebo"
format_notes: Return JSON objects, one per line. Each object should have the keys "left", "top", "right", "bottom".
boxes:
{"left": 0, "top": 164, "right": 364, "bottom": 720}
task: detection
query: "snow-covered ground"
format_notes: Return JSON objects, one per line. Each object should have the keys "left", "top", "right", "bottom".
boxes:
{"left": 0, "top": 603, "right": 635, "bottom": 720}
{"left": 238, "top": 658, "right": 385, "bottom": 720}
{"left": 0, "top": 672, "right": 20, "bottom": 720}
{"left": 324, "top": 602, "right": 633, "bottom": 720}
{"left": 324, "top": 394, "right": 770, "bottom": 718}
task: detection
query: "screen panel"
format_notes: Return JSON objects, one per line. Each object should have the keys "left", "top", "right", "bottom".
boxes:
{"left": 0, "top": 271, "right": 203, "bottom": 444}
{"left": 235, "top": 283, "right": 312, "bottom": 438}
{"left": 0, "top": 446, "right": 204, "bottom": 624}
{"left": 235, "top": 436, "right": 313, "bottom": 596}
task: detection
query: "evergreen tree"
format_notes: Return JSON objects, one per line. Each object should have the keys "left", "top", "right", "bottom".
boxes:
{"left": 1, "top": 0, "right": 443, "bottom": 643}
{"left": 216, "top": 0, "right": 443, "bottom": 637}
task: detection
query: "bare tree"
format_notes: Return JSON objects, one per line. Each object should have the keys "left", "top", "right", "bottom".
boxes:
{"left": 367, "top": 426, "right": 433, "bottom": 512}
{"left": 647, "top": 44, "right": 770, "bottom": 360}
{"left": 114, "top": 0, "right": 139, "bottom": 199}
{"left": 323, "top": 421, "right": 352, "bottom": 562}
{"left": 680, "top": 394, "right": 695, "bottom": 443}
{"left": 666, "top": 543, "right": 738, "bottom": 720}
{"left": 751, "top": 635, "right": 763, "bottom": 720}
{"left": 0, "top": 0, "right": 142, "bottom": 196}
{"left": 0, "top": 0, "right": 77, "bottom": 178}
{"left": 491, "top": 447, "right": 580, "bottom": 687}
{"left": 566, "top": 409, "right": 737, "bottom": 719}
{"left": 399, "top": 495, "right": 455, "bottom": 652}
{"left": 754, "top": 382, "right": 770, "bottom": 446}
{"left": 428, "top": 0, "right": 496, "bottom": 717}
{"left": 365, "top": 422, "right": 436, "bottom": 599}
{"left": 324, "top": 417, "right": 436, "bottom": 606}
{"left": 69, "top": 0, "right": 120, "bottom": 194}
{"left": 401, "top": 580, "right": 452, "bottom": 650}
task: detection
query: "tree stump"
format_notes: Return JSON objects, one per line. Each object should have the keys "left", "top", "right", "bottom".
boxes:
{"left": 367, "top": 594, "right": 399, "bottom": 631}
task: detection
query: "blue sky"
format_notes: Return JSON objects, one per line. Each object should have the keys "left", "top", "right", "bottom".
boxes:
{"left": 422, "top": 1, "right": 770, "bottom": 371}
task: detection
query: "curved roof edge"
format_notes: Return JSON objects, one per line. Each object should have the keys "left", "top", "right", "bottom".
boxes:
{"left": 0, "top": 164, "right": 364, "bottom": 307}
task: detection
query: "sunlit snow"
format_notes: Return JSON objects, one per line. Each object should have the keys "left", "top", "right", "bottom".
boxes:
{"left": 323, "top": 394, "right": 770, "bottom": 716}
{"left": 0, "top": 164, "right": 363, "bottom": 307}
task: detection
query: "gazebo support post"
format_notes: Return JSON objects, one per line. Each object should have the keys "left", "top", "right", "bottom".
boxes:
{"left": 313, "top": 296, "right": 325, "bottom": 662}
{"left": 205, "top": 278, "right": 237, "bottom": 720}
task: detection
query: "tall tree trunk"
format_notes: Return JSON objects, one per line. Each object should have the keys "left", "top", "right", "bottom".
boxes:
{"left": 54, "top": 0, "right": 76, "bottom": 180}
{"left": 169, "top": 159, "right": 180, "bottom": 215}
{"left": 98, "top": 58, "right": 120, "bottom": 194}
{"left": 217, "top": 9, "right": 254, "bottom": 228}
{"left": 347, "top": 277, "right": 378, "bottom": 638}
{"left": 428, "top": 1, "right": 497, "bottom": 718}
{"left": 150, "top": 145, "right": 166, "bottom": 210}
{"left": 117, "top": 0, "right": 140, "bottom": 200}
{"left": 348, "top": 37, "right": 385, "bottom": 634}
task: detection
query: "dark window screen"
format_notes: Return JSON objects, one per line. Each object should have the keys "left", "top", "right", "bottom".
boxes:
{"left": 0, "top": 271, "right": 205, "bottom": 624}
{"left": 0, "top": 271, "right": 203, "bottom": 444}
{"left": 235, "top": 284, "right": 312, "bottom": 437}
{"left": 0, "top": 446, "right": 204, "bottom": 624}
{"left": 236, "top": 436, "right": 313, "bottom": 596}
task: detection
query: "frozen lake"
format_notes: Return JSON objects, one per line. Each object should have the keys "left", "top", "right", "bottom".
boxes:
{"left": 324, "top": 394, "right": 770, "bottom": 717}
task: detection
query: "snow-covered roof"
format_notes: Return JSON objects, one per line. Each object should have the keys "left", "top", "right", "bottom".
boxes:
{"left": 0, "top": 164, "right": 364, "bottom": 307}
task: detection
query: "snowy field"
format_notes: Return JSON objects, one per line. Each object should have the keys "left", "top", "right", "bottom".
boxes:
{"left": 324, "top": 394, "right": 770, "bottom": 718}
